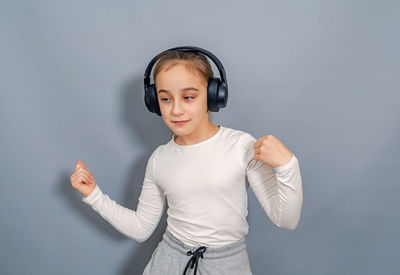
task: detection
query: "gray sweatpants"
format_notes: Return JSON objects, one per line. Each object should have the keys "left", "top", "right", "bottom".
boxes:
{"left": 142, "top": 228, "right": 253, "bottom": 275}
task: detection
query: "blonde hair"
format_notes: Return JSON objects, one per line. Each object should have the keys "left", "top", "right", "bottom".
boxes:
{"left": 153, "top": 50, "right": 214, "bottom": 114}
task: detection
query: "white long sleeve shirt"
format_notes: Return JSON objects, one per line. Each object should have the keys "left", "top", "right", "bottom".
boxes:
{"left": 82, "top": 125, "right": 303, "bottom": 247}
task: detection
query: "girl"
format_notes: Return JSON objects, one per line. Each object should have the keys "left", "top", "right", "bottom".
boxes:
{"left": 70, "top": 46, "right": 303, "bottom": 275}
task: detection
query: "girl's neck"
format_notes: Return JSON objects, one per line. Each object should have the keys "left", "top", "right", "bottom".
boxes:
{"left": 174, "top": 121, "right": 220, "bottom": 146}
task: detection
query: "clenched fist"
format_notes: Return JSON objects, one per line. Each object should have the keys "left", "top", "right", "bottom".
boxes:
{"left": 70, "top": 160, "right": 96, "bottom": 197}
{"left": 253, "top": 135, "right": 293, "bottom": 169}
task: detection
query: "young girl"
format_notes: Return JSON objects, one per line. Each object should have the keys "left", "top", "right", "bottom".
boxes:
{"left": 70, "top": 46, "right": 303, "bottom": 275}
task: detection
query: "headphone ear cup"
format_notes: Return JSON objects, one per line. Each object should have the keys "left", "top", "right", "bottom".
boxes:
{"left": 145, "top": 84, "right": 162, "bottom": 116}
{"left": 207, "top": 77, "right": 221, "bottom": 112}
{"left": 216, "top": 81, "right": 228, "bottom": 109}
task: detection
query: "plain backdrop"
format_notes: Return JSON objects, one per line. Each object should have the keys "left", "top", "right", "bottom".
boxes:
{"left": 1, "top": 0, "right": 399, "bottom": 274}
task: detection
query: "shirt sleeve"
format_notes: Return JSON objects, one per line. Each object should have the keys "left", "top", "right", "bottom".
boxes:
{"left": 243, "top": 134, "right": 303, "bottom": 230}
{"left": 81, "top": 149, "right": 166, "bottom": 242}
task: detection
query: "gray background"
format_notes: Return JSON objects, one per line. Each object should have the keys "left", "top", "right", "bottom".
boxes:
{"left": 1, "top": 0, "right": 399, "bottom": 274}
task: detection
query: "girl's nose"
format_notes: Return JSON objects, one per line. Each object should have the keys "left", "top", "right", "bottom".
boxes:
{"left": 172, "top": 101, "right": 184, "bottom": 115}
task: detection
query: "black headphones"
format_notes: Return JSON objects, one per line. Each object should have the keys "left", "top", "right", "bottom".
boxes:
{"left": 143, "top": 46, "right": 228, "bottom": 116}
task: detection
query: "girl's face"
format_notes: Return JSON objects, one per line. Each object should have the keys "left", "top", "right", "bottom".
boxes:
{"left": 155, "top": 62, "right": 211, "bottom": 140}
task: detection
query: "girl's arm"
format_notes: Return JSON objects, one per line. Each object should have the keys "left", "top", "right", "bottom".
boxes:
{"left": 244, "top": 135, "right": 303, "bottom": 230}
{"left": 81, "top": 151, "right": 166, "bottom": 242}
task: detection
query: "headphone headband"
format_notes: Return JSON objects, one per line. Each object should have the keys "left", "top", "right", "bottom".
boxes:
{"left": 143, "top": 46, "right": 227, "bottom": 87}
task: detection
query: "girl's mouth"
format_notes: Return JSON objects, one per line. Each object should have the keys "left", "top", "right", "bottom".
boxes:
{"left": 172, "top": 120, "right": 189, "bottom": 126}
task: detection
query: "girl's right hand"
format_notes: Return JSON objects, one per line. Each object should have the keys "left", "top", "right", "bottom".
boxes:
{"left": 70, "top": 160, "right": 96, "bottom": 197}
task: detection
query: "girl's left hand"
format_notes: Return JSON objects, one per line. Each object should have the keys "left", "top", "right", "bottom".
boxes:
{"left": 253, "top": 135, "right": 293, "bottom": 169}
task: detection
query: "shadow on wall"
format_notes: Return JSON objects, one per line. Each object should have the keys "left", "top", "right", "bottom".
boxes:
{"left": 118, "top": 75, "right": 170, "bottom": 275}
{"left": 58, "top": 74, "right": 171, "bottom": 275}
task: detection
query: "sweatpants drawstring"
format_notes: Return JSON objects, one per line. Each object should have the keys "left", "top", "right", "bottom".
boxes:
{"left": 183, "top": 246, "right": 207, "bottom": 275}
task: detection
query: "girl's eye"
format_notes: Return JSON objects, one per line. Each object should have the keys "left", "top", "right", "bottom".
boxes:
{"left": 160, "top": 96, "right": 194, "bottom": 102}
